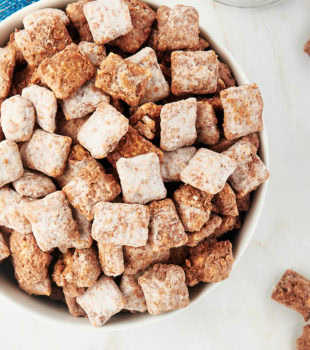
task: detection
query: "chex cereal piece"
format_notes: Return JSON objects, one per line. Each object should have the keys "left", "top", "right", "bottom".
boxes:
{"left": 138, "top": 263, "right": 189, "bottom": 315}
{"left": 181, "top": 148, "right": 236, "bottom": 195}
{"left": 127, "top": 47, "right": 170, "bottom": 104}
{"left": 1, "top": 96, "right": 35, "bottom": 142}
{"left": 24, "top": 191, "right": 79, "bottom": 252}
{"left": 223, "top": 139, "right": 269, "bottom": 197}
{"left": 271, "top": 270, "right": 310, "bottom": 321}
{"left": 171, "top": 51, "right": 219, "bottom": 95}
{"left": 213, "top": 183, "right": 239, "bottom": 216}
{"left": 236, "top": 193, "right": 251, "bottom": 212}
{"left": 220, "top": 84, "right": 264, "bottom": 140}
{"left": 187, "top": 36, "right": 210, "bottom": 51}
{"left": 0, "top": 188, "right": 32, "bottom": 234}
{"left": 211, "top": 215, "right": 240, "bottom": 239}
{"left": 217, "top": 61, "right": 236, "bottom": 92}
{"left": 210, "top": 132, "right": 260, "bottom": 153}
{"left": 20, "top": 129, "right": 72, "bottom": 177}
{"left": 297, "top": 325, "right": 310, "bottom": 350}
{"left": 70, "top": 209, "right": 93, "bottom": 250}
{"left": 15, "top": 17, "right": 72, "bottom": 67}
{"left": 78, "top": 41, "right": 106, "bottom": 67}
{"left": 57, "top": 115, "right": 89, "bottom": 145}
{"left": 63, "top": 284, "right": 86, "bottom": 317}
{"left": 124, "top": 243, "right": 170, "bottom": 275}
{"left": 60, "top": 79, "right": 109, "bottom": 120}
{"left": 156, "top": 5, "right": 199, "bottom": 51}
{"left": 161, "top": 147, "right": 196, "bottom": 182}
{"left": 149, "top": 199, "right": 187, "bottom": 251}
{"left": 96, "top": 53, "right": 151, "bottom": 106}
{"left": 160, "top": 98, "right": 197, "bottom": 152}
{"left": 13, "top": 170, "right": 56, "bottom": 199}
{"left": 107, "top": 126, "right": 163, "bottom": 167}
{"left": 10, "top": 231, "right": 52, "bottom": 295}
{"left": 173, "top": 184, "right": 212, "bottom": 232}
{"left": 120, "top": 274, "right": 147, "bottom": 313}
{"left": 22, "top": 85, "right": 57, "bottom": 133}
{"left": 38, "top": 44, "right": 96, "bottom": 99}
{"left": 184, "top": 239, "right": 234, "bottom": 286}
{"left": 23, "top": 8, "right": 70, "bottom": 29}
{"left": 0, "top": 140, "right": 24, "bottom": 188}
{"left": 196, "top": 101, "right": 220, "bottom": 146}
{"left": 6, "top": 31, "right": 25, "bottom": 65}
{"left": 98, "top": 242, "right": 124, "bottom": 277}
{"left": 63, "top": 161, "right": 121, "bottom": 220}
{"left": 83, "top": 0, "right": 133, "bottom": 44}
{"left": 66, "top": 0, "right": 93, "bottom": 41}
{"left": 11, "top": 65, "right": 40, "bottom": 96}
{"left": 0, "top": 47, "right": 15, "bottom": 99}
{"left": 116, "top": 153, "right": 167, "bottom": 204}
{"left": 186, "top": 214, "right": 222, "bottom": 247}
{"left": 92, "top": 202, "right": 149, "bottom": 247}
{"left": 0, "top": 232, "right": 10, "bottom": 262}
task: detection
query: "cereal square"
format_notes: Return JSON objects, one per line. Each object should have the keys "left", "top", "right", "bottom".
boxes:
{"left": 156, "top": 5, "right": 199, "bottom": 51}
{"left": 0, "top": 140, "right": 23, "bottom": 188}
{"left": 297, "top": 325, "right": 310, "bottom": 350}
{"left": 0, "top": 232, "right": 10, "bottom": 262}
{"left": 95, "top": 53, "right": 151, "bottom": 106}
{"left": 11, "top": 65, "right": 40, "bottom": 96}
{"left": 149, "top": 199, "right": 187, "bottom": 251}
{"left": 22, "top": 85, "right": 57, "bottom": 133}
{"left": 180, "top": 148, "right": 237, "bottom": 194}
{"left": 98, "top": 242, "right": 124, "bottom": 277}
{"left": 57, "top": 115, "right": 89, "bottom": 145}
{"left": 83, "top": 0, "right": 133, "bottom": 44}
{"left": 120, "top": 274, "right": 147, "bottom": 313}
{"left": 24, "top": 191, "right": 79, "bottom": 252}
{"left": 236, "top": 193, "right": 251, "bottom": 212}
{"left": 160, "top": 98, "right": 197, "bottom": 152}
{"left": 20, "top": 129, "right": 72, "bottom": 177}
{"left": 211, "top": 215, "right": 240, "bottom": 239}
{"left": 196, "top": 101, "right": 220, "bottom": 146}
{"left": 161, "top": 147, "right": 196, "bottom": 182}
{"left": 78, "top": 41, "right": 106, "bottom": 67}
{"left": 77, "top": 102, "right": 129, "bottom": 159}
{"left": 1, "top": 96, "right": 35, "bottom": 142}
{"left": 76, "top": 276, "right": 124, "bottom": 327}
{"left": 126, "top": 47, "right": 170, "bottom": 104}
{"left": 23, "top": 8, "right": 70, "bottom": 29}
{"left": 138, "top": 263, "right": 189, "bottom": 315}
{"left": 184, "top": 239, "right": 234, "bottom": 286}
{"left": 0, "top": 47, "right": 15, "bottom": 99}
{"left": 38, "top": 44, "right": 96, "bottom": 99}
{"left": 220, "top": 84, "right": 264, "bottom": 140}
{"left": 92, "top": 202, "right": 149, "bottom": 247}
{"left": 70, "top": 208, "right": 93, "bottom": 250}
{"left": 171, "top": 51, "right": 219, "bottom": 95}
{"left": 212, "top": 183, "right": 239, "bottom": 216}
{"left": 217, "top": 61, "right": 236, "bottom": 92}
{"left": 63, "top": 285, "right": 86, "bottom": 317}
{"left": 116, "top": 153, "right": 167, "bottom": 204}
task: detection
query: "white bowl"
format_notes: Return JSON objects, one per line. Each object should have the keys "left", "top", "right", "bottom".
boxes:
{"left": 0, "top": 0, "right": 269, "bottom": 331}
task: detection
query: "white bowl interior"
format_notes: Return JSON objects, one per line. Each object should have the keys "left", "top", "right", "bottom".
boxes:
{"left": 0, "top": 0, "right": 269, "bottom": 331}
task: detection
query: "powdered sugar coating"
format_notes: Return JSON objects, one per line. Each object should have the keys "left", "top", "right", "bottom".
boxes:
{"left": 92, "top": 202, "right": 149, "bottom": 247}
{"left": 0, "top": 46, "right": 15, "bottom": 99}
{"left": 0, "top": 232, "right": 10, "bottom": 262}
{"left": 1, "top": 96, "right": 35, "bottom": 142}
{"left": 120, "top": 274, "right": 147, "bottom": 313}
{"left": 196, "top": 101, "right": 220, "bottom": 146}
{"left": 78, "top": 41, "right": 106, "bottom": 67}
{"left": 116, "top": 153, "right": 167, "bottom": 204}
{"left": 98, "top": 242, "right": 124, "bottom": 277}
{"left": 160, "top": 98, "right": 197, "bottom": 152}
{"left": 23, "top": 8, "right": 70, "bottom": 29}
{"left": 181, "top": 148, "right": 237, "bottom": 194}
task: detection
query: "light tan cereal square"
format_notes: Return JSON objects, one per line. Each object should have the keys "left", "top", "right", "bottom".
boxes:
{"left": 126, "top": 47, "right": 169, "bottom": 104}
{"left": 95, "top": 53, "right": 151, "bottom": 106}
{"left": 0, "top": 232, "right": 10, "bottom": 262}
{"left": 138, "top": 263, "right": 189, "bottom": 315}
{"left": 63, "top": 284, "right": 86, "bottom": 317}
{"left": 92, "top": 202, "right": 149, "bottom": 246}
{"left": 120, "top": 274, "right": 147, "bottom": 313}
{"left": 221, "top": 83, "right": 264, "bottom": 140}
{"left": 78, "top": 41, "right": 106, "bottom": 67}
{"left": 0, "top": 140, "right": 23, "bottom": 188}
{"left": 57, "top": 115, "right": 89, "bottom": 145}
{"left": 211, "top": 215, "right": 240, "bottom": 239}
{"left": 24, "top": 191, "right": 79, "bottom": 252}
{"left": 38, "top": 44, "right": 96, "bottom": 99}
{"left": 11, "top": 65, "right": 40, "bottom": 96}
{"left": 180, "top": 148, "right": 237, "bottom": 194}
{"left": 160, "top": 98, "right": 197, "bottom": 152}
{"left": 213, "top": 183, "right": 238, "bottom": 216}
{"left": 116, "top": 153, "right": 167, "bottom": 204}
{"left": 98, "top": 242, "right": 124, "bottom": 277}
{"left": 23, "top": 8, "right": 70, "bottom": 29}
{"left": 156, "top": 5, "right": 199, "bottom": 51}
{"left": 0, "top": 47, "right": 15, "bottom": 99}
{"left": 20, "top": 129, "right": 72, "bottom": 177}
{"left": 10, "top": 231, "right": 52, "bottom": 295}
{"left": 171, "top": 51, "right": 219, "bottom": 95}
{"left": 196, "top": 101, "right": 220, "bottom": 146}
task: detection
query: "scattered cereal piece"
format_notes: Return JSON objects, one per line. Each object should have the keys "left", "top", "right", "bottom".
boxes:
{"left": 96, "top": 53, "right": 151, "bottom": 106}
{"left": 304, "top": 39, "right": 310, "bottom": 56}
{"left": 236, "top": 193, "right": 251, "bottom": 212}
{"left": 272, "top": 270, "right": 310, "bottom": 321}
{"left": 22, "top": 84, "right": 57, "bottom": 133}
{"left": 138, "top": 263, "right": 189, "bottom": 315}
{"left": 217, "top": 61, "right": 236, "bottom": 92}
{"left": 38, "top": 43, "right": 96, "bottom": 99}
{"left": 78, "top": 41, "right": 106, "bottom": 67}
{"left": 213, "top": 183, "right": 239, "bottom": 216}
{"left": 184, "top": 239, "right": 234, "bottom": 286}
{"left": 297, "top": 325, "right": 310, "bottom": 350}
{"left": 160, "top": 98, "right": 197, "bottom": 152}
{"left": 92, "top": 202, "right": 149, "bottom": 247}
{"left": 98, "top": 242, "right": 124, "bottom": 277}
{"left": 196, "top": 101, "right": 220, "bottom": 146}
{"left": 23, "top": 8, "right": 70, "bottom": 29}
{"left": 10, "top": 231, "right": 52, "bottom": 295}
{"left": 1, "top": 96, "right": 35, "bottom": 142}
{"left": 0, "top": 232, "right": 10, "bottom": 262}
{"left": 20, "top": 129, "right": 72, "bottom": 177}
{"left": 116, "top": 153, "right": 167, "bottom": 204}
{"left": 63, "top": 284, "right": 86, "bottom": 317}
{"left": 11, "top": 65, "right": 40, "bottom": 96}
{"left": 57, "top": 115, "right": 89, "bottom": 145}
{"left": 120, "top": 274, "right": 147, "bottom": 313}
{"left": 211, "top": 215, "right": 240, "bottom": 239}
{"left": 0, "top": 46, "right": 16, "bottom": 99}
{"left": 221, "top": 84, "right": 264, "bottom": 140}
{"left": 171, "top": 51, "right": 219, "bottom": 95}
{"left": 76, "top": 276, "right": 125, "bottom": 327}
{"left": 156, "top": 5, "right": 199, "bottom": 51}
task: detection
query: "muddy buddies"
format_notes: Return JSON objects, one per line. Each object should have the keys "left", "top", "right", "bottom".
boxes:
{"left": 0, "top": 0, "right": 268, "bottom": 327}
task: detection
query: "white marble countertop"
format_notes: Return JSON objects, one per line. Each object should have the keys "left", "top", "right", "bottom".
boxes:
{"left": 1, "top": 0, "right": 310, "bottom": 349}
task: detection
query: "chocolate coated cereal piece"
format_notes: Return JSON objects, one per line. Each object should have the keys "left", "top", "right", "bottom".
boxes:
{"left": 120, "top": 274, "right": 147, "bottom": 313}
{"left": 0, "top": 232, "right": 10, "bottom": 262}
{"left": 70, "top": 208, "right": 93, "bottom": 249}
{"left": 196, "top": 101, "right": 220, "bottom": 146}
{"left": 297, "top": 325, "right": 310, "bottom": 350}
{"left": 213, "top": 183, "right": 239, "bottom": 216}
{"left": 6, "top": 31, "right": 25, "bottom": 65}
{"left": 78, "top": 41, "right": 106, "bottom": 67}
{"left": 211, "top": 215, "right": 240, "bottom": 239}
{"left": 98, "top": 242, "right": 124, "bottom": 277}
{"left": 0, "top": 47, "right": 16, "bottom": 99}
{"left": 63, "top": 284, "right": 86, "bottom": 317}
{"left": 217, "top": 61, "right": 236, "bottom": 92}
{"left": 168, "top": 246, "right": 189, "bottom": 266}
{"left": 236, "top": 193, "right": 251, "bottom": 212}
{"left": 11, "top": 65, "right": 40, "bottom": 96}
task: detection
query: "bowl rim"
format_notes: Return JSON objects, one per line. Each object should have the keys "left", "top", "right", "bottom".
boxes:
{"left": 0, "top": 0, "right": 269, "bottom": 331}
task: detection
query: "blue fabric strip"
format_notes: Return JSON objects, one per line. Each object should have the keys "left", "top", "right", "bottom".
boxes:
{"left": 0, "top": 0, "right": 40, "bottom": 21}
